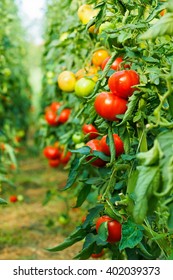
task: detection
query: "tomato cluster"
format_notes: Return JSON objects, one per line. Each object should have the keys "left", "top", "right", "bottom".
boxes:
{"left": 43, "top": 145, "right": 71, "bottom": 168}
{"left": 45, "top": 101, "right": 71, "bottom": 126}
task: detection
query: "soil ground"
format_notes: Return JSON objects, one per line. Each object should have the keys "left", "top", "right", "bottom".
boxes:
{"left": 0, "top": 144, "right": 84, "bottom": 260}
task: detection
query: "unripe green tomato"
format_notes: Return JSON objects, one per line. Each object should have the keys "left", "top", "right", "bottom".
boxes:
{"left": 72, "top": 133, "right": 84, "bottom": 144}
{"left": 17, "top": 194, "right": 24, "bottom": 202}
{"left": 75, "top": 77, "right": 95, "bottom": 97}
{"left": 47, "top": 78, "right": 54, "bottom": 85}
{"left": 46, "top": 71, "right": 54, "bottom": 79}
{"left": 3, "top": 68, "right": 11, "bottom": 77}
{"left": 75, "top": 142, "right": 85, "bottom": 149}
{"left": 58, "top": 214, "right": 69, "bottom": 225}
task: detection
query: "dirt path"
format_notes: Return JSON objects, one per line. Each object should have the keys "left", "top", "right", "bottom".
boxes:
{"left": 0, "top": 147, "right": 83, "bottom": 260}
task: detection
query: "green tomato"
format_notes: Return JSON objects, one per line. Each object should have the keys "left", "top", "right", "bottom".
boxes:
{"left": 75, "top": 142, "right": 85, "bottom": 149}
{"left": 17, "top": 194, "right": 24, "bottom": 202}
{"left": 72, "top": 132, "right": 84, "bottom": 144}
{"left": 46, "top": 71, "right": 54, "bottom": 79}
{"left": 75, "top": 77, "right": 95, "bottom": 97}
{"left": 3, "top": 68, "right": 11, "bottom": 77}
{"left": 58, "top": 214, "right": 69, "bottom": 225}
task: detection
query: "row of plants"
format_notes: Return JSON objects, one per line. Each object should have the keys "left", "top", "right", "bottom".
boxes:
{"left": 0, "top": 0, "right": 31, "bottom": 204}
{"left": 39, "top": 0, "right": 173, "bottom": 259}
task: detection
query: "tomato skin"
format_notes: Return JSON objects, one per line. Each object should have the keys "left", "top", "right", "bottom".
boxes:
{"left": 94, "top": 92, "right": 127, "bottom": 121}
{"left": 43, "top": 146, "right": 60, "bottom": 160}
{"left": 48, "top": 158, "right": 61, "bottom": 168}
{"left": 9, "top": 195, "right": 18, "bottom": 203}
{"left": 101, "top": 56, "right": 123, "bottom": 71}
{"left": 72, "top": 132, "right": 84, "bottom": 144}
{"left": 92, "top": 49, "right": 110, "bottom": 67}
{"left": 60, "top": 151, "right": 72, "bottom": 164}
{"left": 45, "top": 110, "right": 59, "bottom": 126}
{"left": 100, "top": 134, "right": 124, "bottom": 157}
{"left": 58, "top": 109, "right": 71, "bottom": 124}
{"left": 96, "top": 215, "right": 122, "bottom": 243}
{"left": 57, "top": 71, "right": 76, "bottom": 92}
{"left": 108, "top": 70, "right": 140, "bottom": 99}
{"left": 82, "top": 124, "right": 99, "bottom": 139}
{"left": 86, "top": 139, "right": 106, "bottom": 167}
{"left": 50, "top": 101, "right": 61, "bottom": 112}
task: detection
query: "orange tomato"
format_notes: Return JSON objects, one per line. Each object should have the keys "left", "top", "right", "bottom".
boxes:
{"left": 92, "top": 49, "right": 110, "bottom": 67}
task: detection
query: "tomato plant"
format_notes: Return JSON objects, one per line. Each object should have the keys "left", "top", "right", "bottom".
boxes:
{"left": 39, "top": 0, "right": 173, "bottom": 260}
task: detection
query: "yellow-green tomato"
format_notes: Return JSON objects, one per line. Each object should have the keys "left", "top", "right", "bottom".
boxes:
{"left": 99, "top": 21, "right": 114, "bottom": 34}
{"left": 58, "top": 214, "right": 69, "bottom": 225}
{"left": 72, "top": 132, "right": 84, "bottom": 144}
{"left": 75, "top": 77, "right": 96, "bottom": 97}
{"left": 75, "top": 142, "right": 85, "bottom": 149}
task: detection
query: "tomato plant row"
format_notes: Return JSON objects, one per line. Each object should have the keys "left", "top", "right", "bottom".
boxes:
{"left": 0, "top": 0, "right": 31, "bottom": 204}
{"left": 39, "top": 0, "right": 173, "bottom": 260}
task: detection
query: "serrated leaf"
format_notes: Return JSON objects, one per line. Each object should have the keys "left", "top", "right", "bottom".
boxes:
{"left": 119, "top": 220, "right": 143, "bottom": 250}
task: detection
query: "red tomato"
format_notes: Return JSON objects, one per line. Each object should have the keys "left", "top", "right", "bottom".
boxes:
{"left": 60, "top": 151, "right": 72, "bottom": 164}
{"left": 43, "top": 146, "right": 60, "bottom": 160}
{"left": 82, "top": 124, "right": 99, "bottom": 139}
{"left": 50, "top": 101, "right": 61, "bottom": 111}
{"left": 45, "top": 110, "right": 59, "bottom": 126}
{"left": 86, "top": 139, "right": 106, "bottom": 167}
{"left": 9, "top": 195, "right": 18, "bottom": 203}
{"left": 58, "top": 109, "right": 71, "bottom": 123}
{"left": 94, "top": 92, "right": 127, "bottom": 121}
{"left": 101, "top": 56, "right": 123, "bottom": 71}
{"left": 108, "top": 70, "right": 140, "bottom": 99}
{"left": 96, "top": 215, "right": 122, "bottom": 243}
{"left": 49, "top": 158, "right": 61, "bottom": 168}
{"left": 100, "top": 134, "right": 124, "bottom": 157}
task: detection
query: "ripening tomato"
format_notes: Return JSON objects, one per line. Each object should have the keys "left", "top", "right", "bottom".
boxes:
{"left": 86, "top": 139, "right": 106, "bottom": 167}
{"left": 43, "top": 146, "right": 61, "bottom": 160}
{"left": 96, "top": 215, "right": 122, "bottom": 243}
{"left": 50, "top": 101, "right": 61, "bottom": 112}
{"left": 92, "top": 49, "right": 110, "bottom": 67}
{"left": 94, "top": 92, "right": 127, "bottom": 121}
{"left": 57, "top": 71, "right": 76, "bottom": 92}
{"left": 101, "top": 56, "right": 123, "bottom": 71}
{"left": 100, "top": 134, "right": 124, "bottom": 157}
{"left": 82, "top": 124, "right": 99, "bottom": 139}
{"left": 75, "top": 77, "right": 96, "bottom": 97}
{"left": 49, "top": 158, "right": 61, "bottom": 168}
{"left": 108, "top": 70, "right": 140, "bottom": 99}
{"left": 77, "top": 4, "right": 99, "bottom": 25}
{"left": 58, "top": 108, "right": 71, "bottom": 123}
{"left": 60, "top": 151, "right": 72, "bottom": 164}
{"left": 45, "top": 110, "right": 59, "bottom": 126}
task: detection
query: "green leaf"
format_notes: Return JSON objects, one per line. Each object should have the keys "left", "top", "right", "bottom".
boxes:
{"left": 46, "top": 227, "right": 86, "bottom": 252}
{"left": 74, "top": 184, "right": 91, "bottom": 208}
{"left": 85, "top": 177, "right": 104, "bottom": 185}
{"left": 74, "top": 233, "right": 96, "bottom": 260}
{"left": 82, "top": 204, "right": 104, "bottom": 228}
{"left": 133, "top": 166, "right": 160, "bottom": 224}
{"left": 98, "top": 221, "right": 108, "bottom": 242}
{"left": 119, "top": 220, "right": 143, "bottom": 250}
{"left": 0, "top": 198, "right": 7, "bottom": 205}
{"left": 92, "top": 150, "right": 110, "bottom": 161}
{"left": 137, "top": 139, "right": 162, "bottom": 166}
{"left": 70, "top": 146, "right": 90, "bottom": 155}
{"left": 140, "top": 13, "right": 173, "bottom": 40}
{"left": 63, "top": 156, "right": 85, "bottom": 190}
